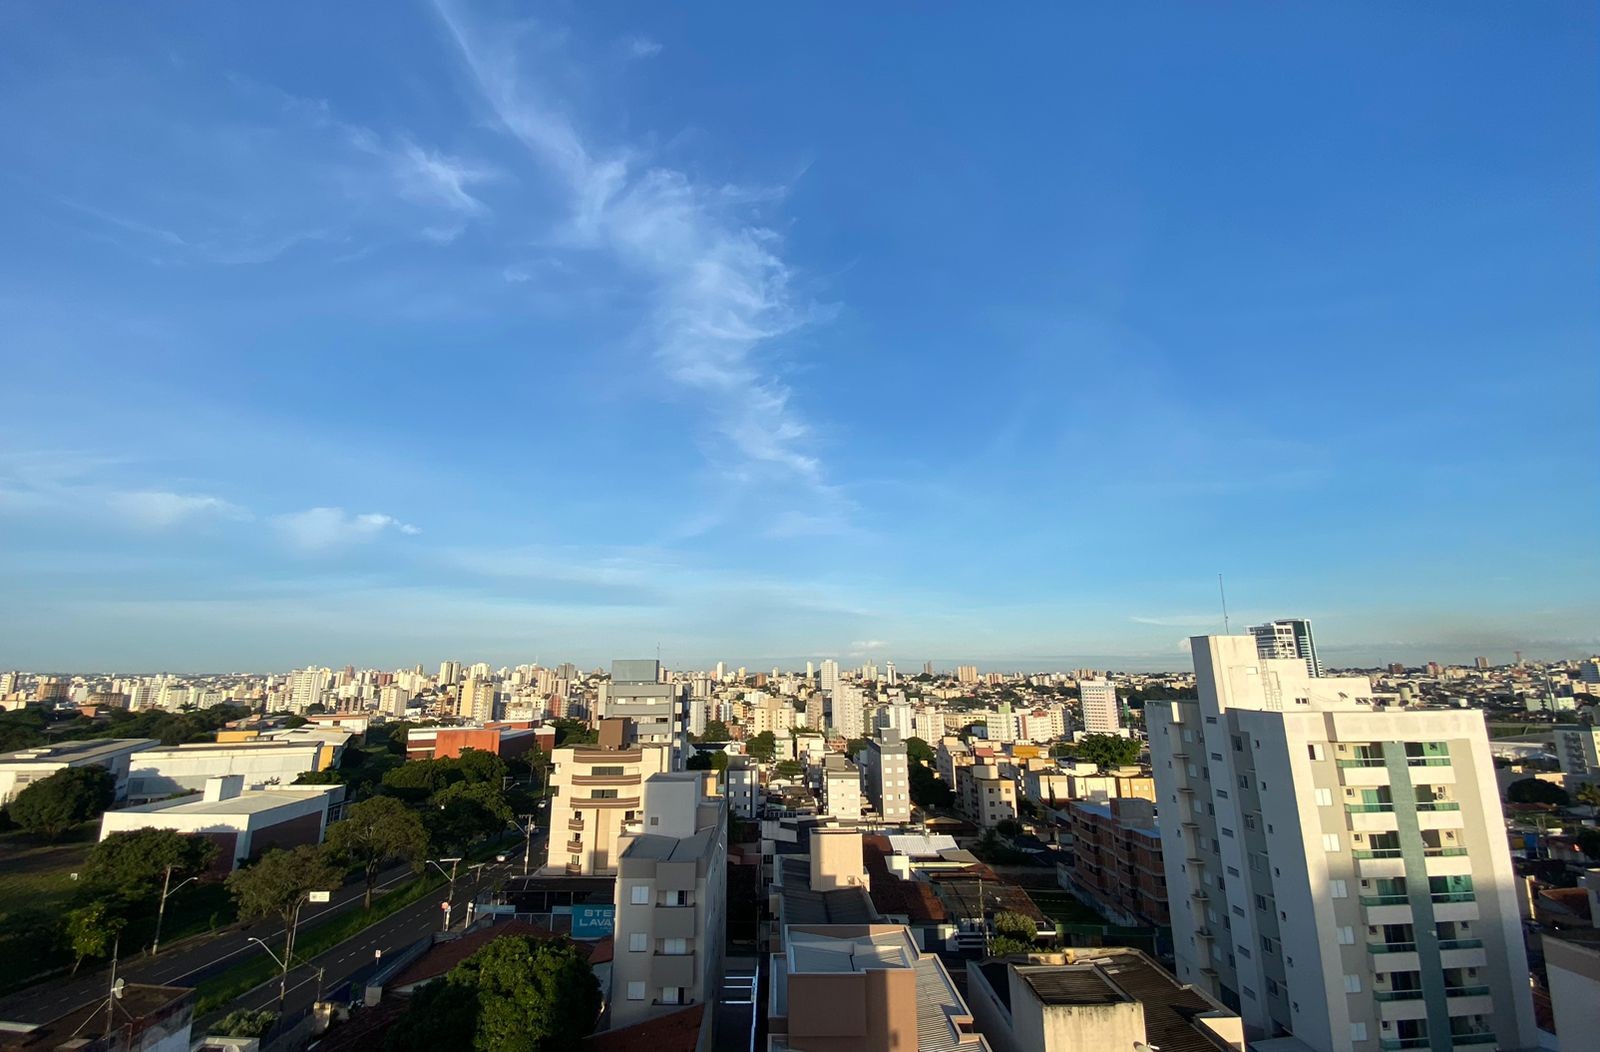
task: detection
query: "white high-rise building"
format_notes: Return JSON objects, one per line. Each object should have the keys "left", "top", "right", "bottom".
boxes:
{"left": 820, "top": 659, "right": 840, "bottom": 695}
{"left": 880, "top": 702, "right": 913, "bottom": 741}
{"left": 379, "top": 685, "right": 410, "bottom": 717}
{"left": 1250, "top": 618, "right": 1324, "bottom": 678}
{"left": 1080, "top": 678, "right": 1121, "bottom": 735}
{"left": 832, "top": 685, "right": 866, "bottom": 741}
{"left": 289, "top": 667, "right": 329, "bottom": 714}
{"left": 884, "top": 660, "right": 897, "bottom": 686}
{"left": 438, "top": 660, "right": 461, "bottom": 686}
{"left": 1148, "top": 635, "right": 1535, "bottom": 1052}
{"left": 861, "top": 731, "right": 911, "bottom": 825}
{"left": 911, "top": 708, "right": 945, "bottom": 744}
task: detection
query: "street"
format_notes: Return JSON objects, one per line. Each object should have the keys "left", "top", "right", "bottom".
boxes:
{"left": 0, "top": 862, "right": 418, "bottom": 1024}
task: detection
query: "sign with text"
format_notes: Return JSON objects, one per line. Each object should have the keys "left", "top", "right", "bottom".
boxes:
{"left": 568, "top": 904, "right": 616, "bottom": 940}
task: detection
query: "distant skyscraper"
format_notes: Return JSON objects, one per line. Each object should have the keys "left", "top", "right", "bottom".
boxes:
{"left": 956, "top": 665, "right": 979, "bottom": 685}
{"left": 1475, "top": 656, "right": 1490, "bottom": 670}
{"left": 884, "top": 660, "right": 897, "bottom": 686}
{"left": 1249, "top": 618, "right": 1323, "bottom": 678}
{"left": 922, "top": 661, "right": 934, "bottom": 677}
{"left": 832, "top": 685, "right": 866, "bottom": 740}
{"left": 820, "top": 659, "right": 839, "bottom": 695}
{"left": 438, "top": 660, "right": 461, "bottom": 686}
{"left": 1079, "top": 678, "right": 1121, "bottom": 735}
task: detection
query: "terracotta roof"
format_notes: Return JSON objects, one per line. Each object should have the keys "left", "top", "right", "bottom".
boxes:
{"left": 391, "top": 920, "right": 603, "bottom": 990}
{"left": 861, "top": 836, "right": 950, "bottom": 924}
{"left": 584, "top": 1004, "right": 706, "bottom": 1051}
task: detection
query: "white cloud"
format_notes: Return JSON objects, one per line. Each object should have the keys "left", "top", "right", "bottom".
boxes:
{"left": 432, "top": 3, "right": 840, "bottom": 505}
{"left": 391, "top": 140, "right": 494, "bottom": 214}
{"left": 1130, "top": 614, "right": 1220, "bottom": 627}
{"left": 106, "top": 490, "right": 249, "bottom": 528}
{"left": 626, "top": 36, "right": 662, "bottom": 59}
{"left": 850, "top": 639, "right": 888, "bottom": 650}
{"left": 275, "top": 507, "right": 421, "bottom": 551}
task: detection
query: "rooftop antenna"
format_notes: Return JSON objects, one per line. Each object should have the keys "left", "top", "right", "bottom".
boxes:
{"left": 1218, "top": 574, "right": 1231, "bottom": 633}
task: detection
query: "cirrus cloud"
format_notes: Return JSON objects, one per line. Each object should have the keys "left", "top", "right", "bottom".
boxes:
{"left": 275, "top": 507, "right": 421, "bottom": 551}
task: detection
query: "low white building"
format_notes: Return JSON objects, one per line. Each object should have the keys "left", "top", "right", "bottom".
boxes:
{"left": 0, "top": 738, "right": 157, "bottom": 805}
{"left": 99, "top": 775, "right": 343, "bottom": 871}
{"left": 126, "top": 740, "right": 331, "bottom": 800}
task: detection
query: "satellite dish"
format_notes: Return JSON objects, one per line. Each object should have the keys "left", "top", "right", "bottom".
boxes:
{"left": 112, "top": 979, "right": 125, "bottom": 999}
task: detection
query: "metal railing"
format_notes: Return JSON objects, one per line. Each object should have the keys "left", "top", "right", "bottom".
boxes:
{"left": 1437, "top": 938, "right": 1483, "bottom": 950}
{"left": 1368, "top": 941, "right": 1417, "bottom": 953}
{"left": 1375, "top": 989, "right": 1425, "bottom": 1002}
{"left": 1361, "top": 894, "right": 1410, "bottom": 906}
{"left": 1353, "top": 848, "right": 1404, "bottom": 859}
{"left": 1337, "top": 758, "right": 1387, "bottom": 768}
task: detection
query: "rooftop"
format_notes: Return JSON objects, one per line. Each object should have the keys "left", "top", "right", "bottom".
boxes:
{"left": 0, "top": 738, "right": 156, "bottom": 765}
{"left": 109, "top": 784, "right": 339, "bottom": 817}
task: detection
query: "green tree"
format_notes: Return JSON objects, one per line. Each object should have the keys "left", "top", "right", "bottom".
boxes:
{"left": 1577, "top": 828, "right": 1600, "bottom": 861}
{"left": 325, "top": 796, "right": 429, "bottom": 908}
{"left": 1506, "top": 778, "right": 1570, "bottom": 806}
{"left": 904, "top": 737, "right": 935, "bottom": 765}
{"left": 81, "top": 827, "right": 217, "bottom": 902}
{"left": 987, "top": 935, "right": 1034, "bottom": 957}
{"left": 909, "top": 763, "right": 954, "bottom": 809}
{"left": 64, "top": 899, "right": 126, "bottom": 974}
{"left": 710, "top": 751, "right": 729, "bottom": 773}
{"left": 1576, "top": 783, "right": 1600, "bottom": 809}
{"left": 215, "top": 1009, "right": 278, "bottom": 1038}
{"left": 1074, "top": 734, "right": 1141, "bottom": 770}
{"left": 702, "top": 719, "right": 731, "bottom": 743}
{"left": 772, "top": 759, "right": 803, "bottom": 781}
{"left": 226, "top": 845, "right": 343, "bottom": 928}
{"left": 383, "top": 759, "right": 463, "bottom": 802}
{"left": 995, "top": 818, "right": 1022, "bottom": 838}
{"left": 844, "top": 738, "right": 871, "bottom": 757}
{"left": 994, "top": 911, "right": 1037, "bottom": 941}
{"left": 10, "top": 764, "right": 115, "bottom": 839}
{"left": 747, "top": 731, "right": 777, "bottom": 762}
{"left": 429, "top": 781, "right": 513, "bottom": 853}
{"left": 385, "top": 935, "right": 601, "bottom": 1051}
{"left": 685, "top": 751, "right": 713, "bottom": 771}
{"left": 453, "top": 748, "right": 509, "bottom": 786}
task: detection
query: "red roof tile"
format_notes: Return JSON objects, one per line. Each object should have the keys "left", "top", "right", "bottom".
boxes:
{"left": 584, "top": 1004, "right": 706, "bottom": 1051}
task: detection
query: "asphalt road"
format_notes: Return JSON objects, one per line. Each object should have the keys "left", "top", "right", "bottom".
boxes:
{"left": 0, "top": 861, "right": 419, "bottom": 1024}
{"left": 196, "top": 858, "right": 519, "bottom": 1030}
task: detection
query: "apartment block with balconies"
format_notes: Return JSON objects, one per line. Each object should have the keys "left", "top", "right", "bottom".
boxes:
{"left": 609, "top": 772, "right": 728, "bottom": 1032}
{"left": 544, "top": 718, "right": 673, "bottom": 876}
{"left": 1148, "top": 635, "right": 1536, "bottom": 1052}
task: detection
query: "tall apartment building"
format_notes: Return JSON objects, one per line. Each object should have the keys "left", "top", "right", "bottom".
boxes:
{"left": 544, "top": 719, "right": 673, "bottom": 876}
{"left": 288, "top": 667, "right": 329, "bottom": 714}
{"left": 1079, "top": 679, "right": 1122, "bottom": 735}
{"left": 957, "top": 665, "right": 979, "bottom": 685}
{"left": 832, "top": 685, "right": 867, "bottom": 741}
{"left": 1250, "top": 618, "right": 1323, "bottom": 679}
{"left": 984, "top": 705, "right": 1017, "bottom": 744}
{"left": 819, "top": 659, "right": 839, "bottom": 695}
{"left": 457, "top": 676, "right": 497, "bottom": 721}
{"left": 438, "top": 660, "right": 461, "bottom": 686}
{"left": 911, "top": 708, "right": 945, "bottom": 744}
{"left": 603, "top": 660, "right": 689, "bottom": 769}
{"left": 1148, "top": 635, "right": 1535, "bottom": 1052}
{"left": 1553, "top": 725, "right": 1600, "bottom": 788}
{"left": 1063, "top": 796, "right": 1168, "bottom": 927}
{"left": 379, "top": 684, "right": 410, "bottom": 717}
{"left": 823, "top": 755, "right": 863, "bottom": 821}
{"left": 861, "top": 731, "right": 912, "bottom": 825}
{"left": 610, "top": 772, "right": 727, "bottom": 1029}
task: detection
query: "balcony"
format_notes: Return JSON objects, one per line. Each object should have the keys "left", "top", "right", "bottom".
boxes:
{"left": 1416, "top": 801, "right": 1460, "bottom": 812}
{"left": 1346, "top": 803, "right": 1397, "bottom": 813}
{"left": 567, "top": 817, "right": 585, "bottom": 832}
{"left": 1375, "top": 990, "right": 1425, "bottom": 1003}
{"left": 572, "top": 773, "right": 640, "bottom": 787}
{"left": 565, "top": 839, "right": 583, "bottom": 854}
{"left": 1424, "top": 847, "right": 1469, "bottom": 858}
{"left": 1337, "top": 758, "right": 1387, "bottom": 768}
{"left": 1448, "top": 1033, "right": 1497, "bottom": 1046}
{"left": 1444, "top": 985, "right": 1491, "bottom": 998}
{"left": 565, "top": 863, "right": 582, "bottom": 875}
{"left": 1437, "top": 938, "right": 1483, "bottom": 950}
{"left": 1431, "top": 892, "right": 1476, "bottom": 904}
{"left": 1353, "top": 848, "right": 1404, "bottom": 860}
{"left": 1379, "top": 1040, "right": 1429, "bottom": 1051}
{"left": 1407, "top": 757, "right": 1451, "bottom": 767}
{"left": 1368, "top": 941, "right": 1417, "bottom": 953}
{"left": 1360, "top": 894, "right": 1409, "bottom": 907}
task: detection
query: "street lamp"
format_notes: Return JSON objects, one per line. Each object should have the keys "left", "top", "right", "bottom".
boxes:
{"left": 151, "top": 864, "right": 199, "bottom": 957}
{"left": 426, "top": 857, "right": 463, "bottom": 930}
{"left": 248, "top": 886, "right": 327, "bottom": 1011}
{"left": 246, "top": 936, "right": 290, "bottom": 1011}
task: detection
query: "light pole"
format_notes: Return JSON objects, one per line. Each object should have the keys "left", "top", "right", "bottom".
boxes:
{"left": 246, "top": 936, "right": 290, "bottom": 1012}
{"left": 510, "top": 814, "right": 539, "bottom": 877}
{"left": 249, "top": 886, "right": 324, "bottom": 1012}
{"left": 151, "top": 864, "right": 198, "bottom": 957}
{"left": 427, "top": 857, "right": 463, "bottom": 930}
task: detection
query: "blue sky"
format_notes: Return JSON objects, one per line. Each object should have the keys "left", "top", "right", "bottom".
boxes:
{"left": 1, "top": 2, "right": 1595, "bottom": 673}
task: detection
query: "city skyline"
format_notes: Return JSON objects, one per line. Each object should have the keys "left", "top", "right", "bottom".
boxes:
{"left": 2, "top": 3, "right": 1595, "bottom": 669}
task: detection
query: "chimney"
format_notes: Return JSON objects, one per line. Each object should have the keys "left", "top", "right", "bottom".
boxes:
{"left": 203, "top": 775, "right": 245, "bottom": 802}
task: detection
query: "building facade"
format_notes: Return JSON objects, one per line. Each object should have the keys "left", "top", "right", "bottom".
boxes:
{"left": 1079, "top": 679, "right": 1122, "bottom": 735}
{"left": 544, "top": 719, "right": 673, "bottom": 876}
{"left": 861, "top": 732, "right": 912, "bottom": 826}
{"left": 1250, "top": 618, "right": 1324, "bottom": 679}
{"left": 603, "top": 660, "right": 690, "bottom": 769}
{"left": 1148, "top": 634, "right": 1536, "bottom": 1052}
{"left": 1063, "top": 796, "right": 1168, "bottom": 926}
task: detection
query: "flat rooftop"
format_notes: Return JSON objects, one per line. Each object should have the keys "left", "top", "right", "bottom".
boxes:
{"left": 111, "top": 785, "right": 338, "bottom": 817}
{"left": 0, "top": 738, "right": 156, "bottom": 765}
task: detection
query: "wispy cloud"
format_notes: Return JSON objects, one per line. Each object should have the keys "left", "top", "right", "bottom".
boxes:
{"left": 625, "top": 36, "right": 662, "bottom": 59}
{"left": 106, "top": 490, "right": 250, "bottom": 528}
{"left": 1129, "top": 614, "right": 1222, "bottom": 627}
{"left": 851, "top": 639, "right": 889, "bottom": 649}
{"left": 58, "top": 197, "right": 324, "bottom": 266}
{"left": 274, "top": 507, "right": 422, "bottom": 551}
{"left": 432, "top": 3, "right": 839, "bottom": 504}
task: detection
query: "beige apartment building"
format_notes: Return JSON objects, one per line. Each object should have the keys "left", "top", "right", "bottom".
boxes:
{"left": 544, "top": 719, "right": 672, "bottom": 876}
{"left": 609, "top": 771, "right": 728, "bottom": 1030}
{"left": 1149, "top": 635, "right": 1537, "bottom": 1052}
{"left": 957, "top": 762, "right": 1017, "bottom": 828}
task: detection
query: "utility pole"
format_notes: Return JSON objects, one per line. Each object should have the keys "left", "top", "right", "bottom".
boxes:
{"left": 151, "top": 864, "right": 198, "bottom": 957}
{"left": 427, "top": 857, "right": 463, "bottom": 930}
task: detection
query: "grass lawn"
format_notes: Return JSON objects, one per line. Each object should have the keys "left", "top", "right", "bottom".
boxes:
{"left": 1027, "top": 889, "right": 1111, "bottom": 926}
{"left": 0, "top": 825, "right": 98, "bottom": 991}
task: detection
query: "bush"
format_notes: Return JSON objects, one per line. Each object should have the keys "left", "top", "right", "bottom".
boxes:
{"left": 215, "top": 1009, "right": 278, "bottom": 1038}
{"left": 10, "top": 765, "right": 115, "bottom": 839}
{"left": 1506, "top": 778, "right": 1570, "bottom": 806}
{"left": 994, "top": 911, "right": 1037, "bottom": 941}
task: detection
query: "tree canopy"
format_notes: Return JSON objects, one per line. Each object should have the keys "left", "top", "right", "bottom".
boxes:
{"left": 64, "top": 899, "right": 125, "bottom": 974}
{"left": 226, "top": 845, "right": 343, "bottom": 925}
{"left": 746, "top": 731, "right": 777, "bottom": 762}
{"left": 1506, "top": 778, "right": 1570, "bottom": 806}
{"left": 702, "top": 719, "right": 731, "bottom": 743}
{"left": 385, "top": 934, "right": 601, "bottom": 1052}
{"left": 325, "top": 796, "right": 428, "bottom": 907}
{"left": 909, "top": 763, "right": 954, "bottom": 809}
{"left": 10, "top": 764, "right": 115, "bottom": 839}
{"left": 428, "top": 781, "right": 513, "bottom": 853}
{"left": 904, "top": 737, "right": 935, "bottom": 765}
{"left": 1074, "top": 734, "right": 1141, "bottom": 769}
{"left": 81, "top": 827, "right": 217, "bottom": 900}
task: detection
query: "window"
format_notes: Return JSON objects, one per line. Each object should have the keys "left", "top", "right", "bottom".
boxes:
{"left": 626, "top": 982, "right": 645, "bottom": 1001}
{"left": 629, "top": 932, "right": 648, "bottom": 952}
{"left": 1227, "top": 866, "right": 1241, "bottom": 877}
{"left": 1344, "top": 974, "right": 1362, "bottom": 993}
{"left": 592, "top": 766, "right": 625, "bottom": 776}
{"left": 569, "top": 854, "right": 581, "bottom": 866}
{"left": 1322, "top": 833, "right": 1341, "bottom": 852}
{"left": 1238, "top": 775, "right": 1250, "bottom": 790}
{"left": 1336, "top": 926, "right": 1355, "bottom": 945}
{"left": 1211, "top": 752, "right": 1223, "bottom": 761}
{"left": 592, "top": 789, "right": 619, "bottom": 799}
{"left": 1315, "top": 788, "right": 1333, "bottom": 807}
{"left": 1350, "top": 1023, "right": 1368, "bottom": 1042}
{"left": 1232, "top": 735, "right": 1243, "bottom": 752}
{"left": 1308, "top": 744, "right": 1325, "bottom": 761}
{"left": 662, "top": 937, "right": 688, "bottom": 955}
{"left": 660, "top": 986, "right": 682, "bottom": 1005}
{"left": 631, "top": 885, "right": 650, "bottom": 905}
{"left": 662, "top": 890, "right": 689, "bottom": 906}
{"left": 1330, "top": 880, "right": 1348, "bottom": 899}
{"left": 1254, "top": 894, "right": 1268, "bottom": 911}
